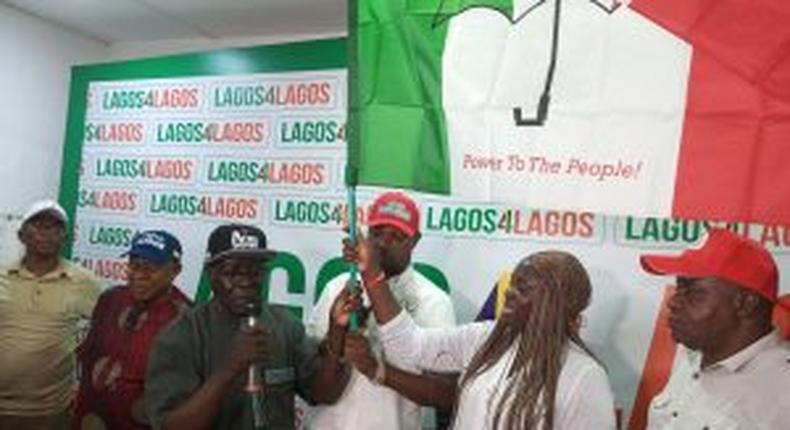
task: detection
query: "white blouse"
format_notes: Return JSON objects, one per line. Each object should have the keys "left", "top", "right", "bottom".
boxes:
{"left": 379, "top": 311, "right": 616, "bottom": 429}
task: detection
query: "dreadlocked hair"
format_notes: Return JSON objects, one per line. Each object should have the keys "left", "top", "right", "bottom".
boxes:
{"left": 456, "top": 251, "right": 594, "bottom": 430}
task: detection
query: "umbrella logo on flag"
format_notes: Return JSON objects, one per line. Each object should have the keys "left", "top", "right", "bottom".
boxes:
{"left": 433, "top": 0, "right": 623, "bottom": 126}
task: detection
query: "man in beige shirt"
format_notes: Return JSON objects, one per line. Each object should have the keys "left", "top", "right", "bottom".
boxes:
{"left": 0, "top": 200, "right": 101, "bottom": 429}
{"left": 641, "top": 228, "right": 790, "bottom": 429}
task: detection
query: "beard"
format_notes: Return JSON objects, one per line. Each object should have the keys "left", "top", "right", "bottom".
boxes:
{"left": 379, "top": 252, "right": 408, "bottom": 277}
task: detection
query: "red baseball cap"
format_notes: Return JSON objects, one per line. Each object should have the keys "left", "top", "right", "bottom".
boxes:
{"left": 641, "top": 228, "right": 784, "bottom": 307}
{"left": 368, "top": 192, "right": 420, "bottom": 237}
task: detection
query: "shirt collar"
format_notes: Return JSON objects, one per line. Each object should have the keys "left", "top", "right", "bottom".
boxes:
{"left": 6, "top": 259, "right": 73, "bottom": 281}
{"left": 360, "top": 265, "right": 417, "bottom": 313}
{"left": 386, "top": 265, "right": 415, "bottom": 293}
{"left": 712, "top": 329, "right": 783, "bottom": 373}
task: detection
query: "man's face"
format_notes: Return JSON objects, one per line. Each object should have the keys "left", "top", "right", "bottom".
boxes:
{"left": 209, "top": 256, "right": 266, "bottom": 316}
{"left": 368, "top": 225, "right": 417, "bottom": 277}
{"left": 667, "top": 276, "right": 739, "bottom": 351}
{"left": 127, "top": 257, "right": 180, "bottom": 303}
{"left": 19, "top": 213, "right": 66, "bottom": 257}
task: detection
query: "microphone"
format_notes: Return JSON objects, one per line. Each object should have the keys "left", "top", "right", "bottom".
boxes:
{"left": 242, "top": 301, "right": 265, "bottom": 429}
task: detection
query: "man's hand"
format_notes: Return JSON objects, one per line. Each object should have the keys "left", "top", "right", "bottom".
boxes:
{"left": 342, "top": 232, "right": 382, "bottom": 279}
{"left": 341, "top": 236, "right": 360, "bottom": 265}
{"left": 330, "top": 286, "right": 364, "bottom": 328}
{"left": 223, "top": 326, "right": 268, "bottom": 376}
{"left": 343, "top": 332, "right": 378, "bottom": 379}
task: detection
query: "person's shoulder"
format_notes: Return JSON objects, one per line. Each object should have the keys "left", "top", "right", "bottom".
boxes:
{"left": 168, "top": 286, "right": 194, "bottom": 308}
{"left": 100, "top": 284, "right": 127, "bottom": 296}
{"left": 0, "top": 265, "right": 17, "bottom": 284}
{"left": 410, "top": 269, "right": 455, "bottom": 318}
{"left": 154, "top": 304, "right": 204, "bottom": 345}
{"left": 267, "top": 304, "right": 312, "bottom": 339}
{"left": 565, "top": 344, "right": 610, "bottom": 381}
{"left": 411, "top": 269, "right": 449, "bottom": 298}
{"left": 62, "top": 260, "right": 101, "bottom": 286}
{"left": 95, "top": 284, "right": 128, "bottom": 303}
{"left": 752, "top": 335, "right": 790, "bottom": 373}
{"left": 268, "top": 304, "right": 303, "bottom": 325}
{"left": 779, "top": 337, "right": 790, "bottom": 358}
{"left": 0, "top": 263, "right": 16, "bottom": 278}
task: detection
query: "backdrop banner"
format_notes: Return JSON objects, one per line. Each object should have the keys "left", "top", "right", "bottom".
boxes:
{"left": 60, "top": 39, "right": 790, "bottom": 429}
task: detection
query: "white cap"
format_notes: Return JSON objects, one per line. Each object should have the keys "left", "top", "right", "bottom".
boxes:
{"left": 21, "top": 199, "right": 68, "bottom": 225}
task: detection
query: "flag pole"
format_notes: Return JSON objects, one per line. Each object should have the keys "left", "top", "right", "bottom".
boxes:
{"left": 346, "top": 186, "right": 360, "bottom": 332}
{"left": 345, "top": 0, "right": 361, "bottom": 332}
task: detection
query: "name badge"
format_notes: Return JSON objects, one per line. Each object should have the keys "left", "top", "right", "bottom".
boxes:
{"left": 265, "top": 367, "right": 295, "bottom": 385}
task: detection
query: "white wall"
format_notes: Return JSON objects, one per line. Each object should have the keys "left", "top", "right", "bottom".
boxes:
{"left": 0, "top": 5, "right": 338, "bottom": 264}
{"left": 107, "top": 31, "right": 344, "bottom": 61}
{"left": 0, "top": 4, "right": 107, "bottom": 215}
{"left": 0, "top": 4, "right": 107, "bottom": 263}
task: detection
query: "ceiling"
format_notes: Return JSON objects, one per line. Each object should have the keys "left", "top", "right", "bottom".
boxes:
{"left": 1, "top": 0, "right": 347, "bottom": 44}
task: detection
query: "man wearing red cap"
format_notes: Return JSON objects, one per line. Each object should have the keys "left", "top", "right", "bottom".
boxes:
{"left": 307, "top": 191, "right": 456, "bottom": 430}
{"left": 641, "top": 228, "right": 790, "bottom": 429}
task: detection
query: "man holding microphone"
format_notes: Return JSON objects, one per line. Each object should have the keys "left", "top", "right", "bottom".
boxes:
{"left": 145, "top": 224, "right": 351, "bottom": 430}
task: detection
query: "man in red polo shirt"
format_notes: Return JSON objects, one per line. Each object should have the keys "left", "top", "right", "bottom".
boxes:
{"left": 73, "top": 230, "right": 191, "bottom": 430}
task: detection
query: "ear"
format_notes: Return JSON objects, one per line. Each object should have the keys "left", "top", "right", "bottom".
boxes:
{"left": 56, "top": 226, "right": 68, "bottom": 244}
{"left": 733, "top": 290, "right": 762, "bottom": 318}
{"left": 409, "top": 231, "right": 422, "bottom": 248}
{"left": 17, "top": 224, "right": 38, "bottom": 247}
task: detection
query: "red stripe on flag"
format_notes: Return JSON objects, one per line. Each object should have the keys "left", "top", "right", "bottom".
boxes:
{"left": 632, "top": 0, "right": 790, "bottom": 224}
{"left": 628, "top": 285, "right": 677, "bottom": 430}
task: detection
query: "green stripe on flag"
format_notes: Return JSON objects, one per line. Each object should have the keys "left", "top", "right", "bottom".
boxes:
{"left": 349, "top": 0, "right": 515, "bottom": 193}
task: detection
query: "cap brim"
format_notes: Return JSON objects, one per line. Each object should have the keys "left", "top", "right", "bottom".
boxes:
{"left": 640, "top": 254, "right": 709, "bottom": 278}
{"left": 206, "top": 249, "right": 277, "bottom": 265}
{"left": 368, "top": 219, "right": 417, "bottom": 237}
{"left": 23, "top": 209, "right": 67, "bottom": 225}
{"left": 122, "top": 250, "right": 174, "bottom": 265}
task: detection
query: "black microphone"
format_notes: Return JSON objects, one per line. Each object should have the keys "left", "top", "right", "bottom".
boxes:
{"left": 241, "top": 301, "right": 264, "bottom": 429}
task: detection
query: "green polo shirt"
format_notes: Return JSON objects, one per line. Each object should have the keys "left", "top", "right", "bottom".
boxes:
{"left": 145, "top": 300, "right": 322, "bottom": 430}
{"left": 0, "top": 259, "right": 101, "bottom": 415}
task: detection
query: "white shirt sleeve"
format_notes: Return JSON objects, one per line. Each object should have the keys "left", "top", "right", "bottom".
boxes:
{"left": 555, "top": 360, "right": 617, "bottom": 430}
{"left": 379, "top": 310, "right": 492, "bottom": 373}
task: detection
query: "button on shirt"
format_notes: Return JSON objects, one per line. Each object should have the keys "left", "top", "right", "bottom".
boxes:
{"left": 647, "top": 330, "right": 790, "bottom": 430}
{"left": 306, "top": 266, "right": 456, "bottom": 430}
{"left": 0, "top": 260, "right": 101, "bottom": 414}
{"left": 378, "top": 311, "right": 616, "bottom": 430}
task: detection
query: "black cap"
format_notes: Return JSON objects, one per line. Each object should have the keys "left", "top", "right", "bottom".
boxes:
{"left": 205, "top": 224, "right": 276, "bottom": 265}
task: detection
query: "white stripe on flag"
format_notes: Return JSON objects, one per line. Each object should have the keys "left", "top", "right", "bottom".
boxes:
{"left": 443, "top": 2, "right": 692, "bottom": 216}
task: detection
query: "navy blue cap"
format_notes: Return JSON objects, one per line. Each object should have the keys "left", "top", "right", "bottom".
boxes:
{"left": 123, "top": 230, "right": 182, "bottom": 265}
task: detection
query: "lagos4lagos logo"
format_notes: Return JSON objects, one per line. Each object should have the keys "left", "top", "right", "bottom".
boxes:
{"left": 434, "top": 0, "right": 623, "bottom": 126}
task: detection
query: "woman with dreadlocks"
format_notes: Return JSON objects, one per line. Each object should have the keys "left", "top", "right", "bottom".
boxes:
{"left": 338, "top": 245, "right": 615, "bottom": 429}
